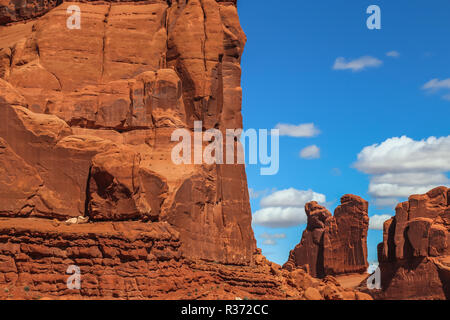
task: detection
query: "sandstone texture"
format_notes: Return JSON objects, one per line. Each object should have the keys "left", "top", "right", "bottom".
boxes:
{"left": 284, "top": 195, "right": 369, "bottom": 278}
{"left": 0, "top": 0, "right": 254, "bottom": 265}
{"left": 377, "top": 186, "right": 450, "bottom": 300}
{"left": 0, "top": 218, "right": 369, "bottom": 300}
{"left": 0, "top": 1, "right": 370, "bottom": 300}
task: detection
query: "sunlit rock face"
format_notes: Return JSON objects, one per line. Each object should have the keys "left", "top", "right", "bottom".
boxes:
{"left": 0, "top": 1, "right": 375, "bottom": 300}
{"left": 0, "top": 0, "right": 254, "bottom": 267}
{"left": 378, "top": 186, "right": 450, "bottom": 300}
{"left": 284, "top": 195, "right": 369, "bottom": 278}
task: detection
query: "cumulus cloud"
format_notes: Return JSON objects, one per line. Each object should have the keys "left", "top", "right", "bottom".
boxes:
{"left": 386, "top": 51, "right": 400, "bottom": 58}
{"left": 369, "top": 214, "right": 392, "bottom": 230}
{"left": 253, "top": 189, "right": 326, "bottom": 228}
{"left": 274, "top": 123, "right": 320, "bottom": 137}
{"left": 422, "top": 78, "right": 450, "bottom": 101}
{"left": 333, "top": 56, "right": 382, "bottom": 72}
{"left": 354, "top": 135, "right": 450, "bottom": 206}
{"left": 260, "top": 188, "right": 326, "bottom": 208}
{"left": 300, "top": 145, "right": 320, "bottom": 159}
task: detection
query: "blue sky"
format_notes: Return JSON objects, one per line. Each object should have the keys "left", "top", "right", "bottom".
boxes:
{"left": 237, "top": 0, "right": 450, "bottom": 265}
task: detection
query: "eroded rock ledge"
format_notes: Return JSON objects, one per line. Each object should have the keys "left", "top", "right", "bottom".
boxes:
{"left": 0, "top": 217, "right": 372, "bottom": 300}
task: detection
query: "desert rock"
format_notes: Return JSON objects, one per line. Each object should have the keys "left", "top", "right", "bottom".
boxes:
{"left": 284, "top": 195, "right": 369, "bottom": 278}
{"left": 377, "top": 186, "right": 450, "bottom": 300}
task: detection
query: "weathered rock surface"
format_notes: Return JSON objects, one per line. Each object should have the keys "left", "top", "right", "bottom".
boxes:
{"left": 284, "top": 195, "right": 369, "bottom": 278}
{"left": 0, "top": 218, "right": 369, "bottom": 300}
{"left": 377, "top": 186, "right": 450, "bottom": 300}
{"left": 0, "top": 0, "right": 254, "bottom": 266}
{"left": 0, "top": 0, "right": 61, "bottom": 24}
{"left": 0, "top": 0, "right": 373, "bottom": 300}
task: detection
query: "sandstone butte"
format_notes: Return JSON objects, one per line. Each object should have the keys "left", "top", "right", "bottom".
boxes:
{"left": 283, "top": 195, "right": 370, "bottom": 278}
{"left": 375, "top": 186, "right": 450, "bottom": 300}
{"left": 0, "top": 0, "right": 374, "bottom": 300}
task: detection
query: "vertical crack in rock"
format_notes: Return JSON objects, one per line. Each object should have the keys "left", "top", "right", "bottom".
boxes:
{"left": 199, "top": 0, "right": 208, "bottom": 72}
{"left": 101, "top": 3, "right": 112, "bottom": 81}
{"left": 84, "top": 165, "right": 92, "bottom": 218}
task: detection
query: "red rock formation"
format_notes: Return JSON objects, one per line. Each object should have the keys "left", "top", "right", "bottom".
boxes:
{"left": 0, "top": 0, "right": 254, "bottom": 266}
{"left": 377, "top": 186, "right": 450, "bottom": 300}
{"left": 0, "top": 217, "right": 371, "bottom": 300}
{"left": 284, "top": 195, "right": 369, "bottom": 278}
{"left": 0, "top": 1, "right": 372, "bottom": 300}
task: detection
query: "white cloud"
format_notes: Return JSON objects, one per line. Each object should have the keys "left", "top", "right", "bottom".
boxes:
{"left": 333, "top": 56, "right": 382, "bottom": 72}
{"left": 260, "top": 188, "right": 326, "bottom": 208}
{"left": 422, "top": 78, "right": 450, "bottom": 91}
{"left": 300, "top": 145, "right": 320, "bottom": 159}
{"left": 354, "top": 135, "right": 450, "bottom": 206}
{"left": 253, "top": 207, "right": 308, "bottom": 228}
{"left": 422, "top": 78, "right": 450, "bottom": 101}
{"left": 355, "top": 136, "right": 450, "bottom": 174}
{"left": 369, "top": 214, "right": 392, "bottom": 230}
{"left": 386, "top": 51, "right": 400, "bottom": 58}
{"left": 253, "top": 189, "right": 326, "bottom": 228}
{"left": 274, "top": 123, "right": 320, "bottom": 137}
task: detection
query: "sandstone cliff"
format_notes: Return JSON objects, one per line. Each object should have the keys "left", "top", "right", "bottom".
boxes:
{"left": 0, "top": 1, "right": 370, "bottom": 300}
{"left": 0, "top": 0, "right": 254, "bottom": 265}
{"left": 284, "top": 195, "right": 369, "bottom": 278}
{"left": 377, "top": 186, "right": 450, "bottom": 300}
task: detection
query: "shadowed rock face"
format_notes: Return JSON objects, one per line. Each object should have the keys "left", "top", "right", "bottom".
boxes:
{"left": 284, "top": 195, "right": 369, "bottom": 278}
{"left": 0, "top": 0, "right": 254, "bottom": 266}
{"left": 377, "top": 186, "right": 450, "bottom": 300}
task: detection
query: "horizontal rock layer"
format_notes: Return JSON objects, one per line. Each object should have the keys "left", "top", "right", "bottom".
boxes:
{"left": 0, "top": 217, "right": 370, "bottom": 300}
